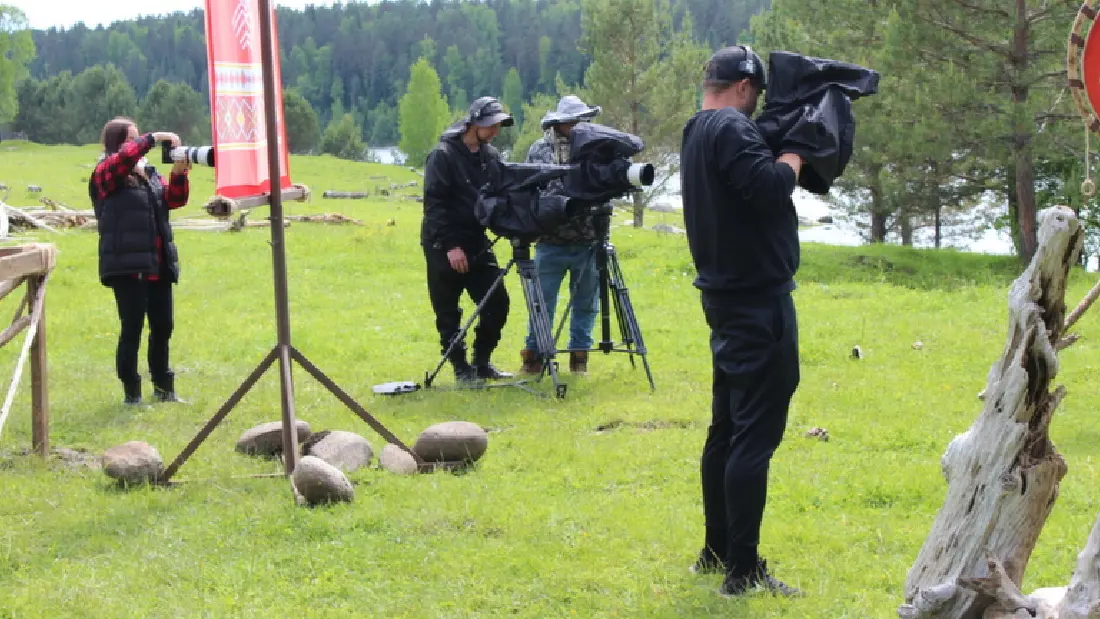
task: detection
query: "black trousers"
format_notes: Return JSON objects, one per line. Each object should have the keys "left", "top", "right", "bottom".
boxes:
{"left": 699, "top": 291, "right": 799, "bottom": 575}
{"left": 424, "top": 245, "right": 509, "bottom": 362}
{"left": 110, "top": 277, "right": 175, "bottom": 387}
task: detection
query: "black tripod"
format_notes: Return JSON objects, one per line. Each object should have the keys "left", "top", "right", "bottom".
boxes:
{"left": 423, "top": 238, "right": 568, "bottom": 399}
{"left": 551, "top": 204, "right": 655, "bottom": 391}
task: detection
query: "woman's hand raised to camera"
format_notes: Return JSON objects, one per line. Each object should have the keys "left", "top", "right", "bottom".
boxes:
{"left": 152, "top": 132, "right": 181, "bottom": 148}
{"left": 172, "top": 158, "right": 192, "bottom": 175}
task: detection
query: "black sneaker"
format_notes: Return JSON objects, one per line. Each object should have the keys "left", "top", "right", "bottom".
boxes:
{"left": 123, "top": 381, "right": 142, "bottom": 406}
{"left": 719, "top": 559, "right": 804, "bottom": 598}
{"left": 152, "top": 376, "right": 188, "bottom": 403}
{"left": 689, "top": 548, "right": 725, "bottom": 574}
{"left": 474, "top": 362, "right": 514, "bottom": 380}
{"left": 454, "top": 364, "right": 482, "bottom": 385}
{"left": 153, "top": 388, "right": 188, "bottom": 404}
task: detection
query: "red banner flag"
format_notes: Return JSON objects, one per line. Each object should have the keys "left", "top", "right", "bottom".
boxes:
{"left": 204, "top": 0, "right": 292, "bottom": 199}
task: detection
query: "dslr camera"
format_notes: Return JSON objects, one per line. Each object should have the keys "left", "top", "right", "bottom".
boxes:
{"left": 161, "top": 141, "right": 215, "bottom": 167}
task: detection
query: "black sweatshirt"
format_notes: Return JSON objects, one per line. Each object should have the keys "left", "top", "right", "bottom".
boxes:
{"left": 680, "top": 107, "right": 800, "bottom": 297}
{"left": 420, "top": 132, "right": 500, "bottom": 254}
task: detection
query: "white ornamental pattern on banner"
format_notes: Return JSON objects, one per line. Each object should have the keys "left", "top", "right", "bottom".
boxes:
{"left": 215, "top": 95, "right": 265, "bottom": 144}
{"left": 232, "top": 0, "right": 256, "bottom": 52}
{"left": 213, "top": 62, "right": 265, "bottom": 145}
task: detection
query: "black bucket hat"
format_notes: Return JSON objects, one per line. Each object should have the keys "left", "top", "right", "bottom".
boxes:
{"left": 468, "top": 96, "right": 515, "bottom": 128}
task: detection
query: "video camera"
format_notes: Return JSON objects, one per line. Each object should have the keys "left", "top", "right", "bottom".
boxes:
{"left": 161, "top": 141, "right": 215, "bottom": 167}
{"left": 475, "top": 123, "right": 654, "bottom": 243}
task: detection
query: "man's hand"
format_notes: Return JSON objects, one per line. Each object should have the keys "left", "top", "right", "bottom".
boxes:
{"left": 447, "top": 247, "right": 469, "bottom": 273}
{"left": 777, "top": 152, "right": 804, "bottom": 181}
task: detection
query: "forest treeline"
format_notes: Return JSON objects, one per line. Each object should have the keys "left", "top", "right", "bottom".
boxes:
{"left": 2, "top": 0, "right": 1098, "bottom": 261}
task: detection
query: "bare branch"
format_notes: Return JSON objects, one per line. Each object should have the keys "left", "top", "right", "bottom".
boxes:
{"left": 1028, "top": 3, "right": 1070, "bottom": 24}
{"left": 949, "top": 0, "right": 1011, "bottom": 18}
{"left": 1033, "top": 113, "right": 1079, "bottom": 123}
{"left": 1023, "top": 70, "right": 1068, "bottom": 89}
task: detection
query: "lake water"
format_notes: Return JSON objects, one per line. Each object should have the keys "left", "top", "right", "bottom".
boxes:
{"left": 368, "top": 146, "right": 1096, "bottom": 270}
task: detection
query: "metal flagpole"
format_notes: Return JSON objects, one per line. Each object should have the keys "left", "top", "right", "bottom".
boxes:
{"left": 157, "top": 0, "right": 423, "bottom": 484}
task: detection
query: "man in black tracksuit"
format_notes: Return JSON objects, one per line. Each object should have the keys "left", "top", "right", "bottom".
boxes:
{"left": 421, "top": 97, "right": 515, "bottom": 382}
{"left": 680, "top": 46, "right": 805, "bottom": 597}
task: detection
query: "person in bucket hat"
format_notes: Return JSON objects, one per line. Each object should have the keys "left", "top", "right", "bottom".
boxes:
{"left": 518, "top": 94, "right": 604, "bottom": 376}
{"left": 539, "top": 95, "right": 602, "bottom": 130}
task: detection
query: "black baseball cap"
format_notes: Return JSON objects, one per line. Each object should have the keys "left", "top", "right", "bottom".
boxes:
{"left": 468, "top": 96, "right": 515, "bottom": 128}
{"left": 704, "top": 45, "right": 767, "bottom": 90}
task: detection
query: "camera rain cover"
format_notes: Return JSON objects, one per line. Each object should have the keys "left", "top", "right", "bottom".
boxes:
{"left": 475, "top": 123, "right": 650, "bottom": 241}
{"left": 754, "top": 51, "right": 880, "bottom": 195}
{"left": 475, "top": 163, "right": 574, "bottom": 243}
{"left": 568, "top": 123, "right": 645, "bottom": 161}
{"left": 562, "top": 123, "right": 647, "bottom": 203}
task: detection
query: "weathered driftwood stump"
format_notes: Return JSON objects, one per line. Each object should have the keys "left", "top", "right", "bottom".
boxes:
{"left": 899, "top": 206, "right": 1087, "bottom": 619}
{"left": 1048, "top": 508, "right": 1100, "bottom": 619}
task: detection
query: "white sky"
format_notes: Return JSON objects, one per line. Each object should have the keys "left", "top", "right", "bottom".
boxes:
{"left": 10, "top": 1, "right": 353, "bottom": 30}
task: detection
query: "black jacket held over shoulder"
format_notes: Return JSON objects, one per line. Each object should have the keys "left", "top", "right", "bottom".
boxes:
{"left": 89, "top": 167, "right": 180, "bottom": 286}
{"left": 681, "top": 107, "right": 799, "bottom": 297}
{"left": 420, "top": 127, "right": 502, "bottom": 254}
{"left": 754, "top": 51, "right": 880, "bottom": 195}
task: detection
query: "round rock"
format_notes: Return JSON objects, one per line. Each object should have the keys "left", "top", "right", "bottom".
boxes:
{"left": 301, "top": 430, "right": 373, "bottom": 473}
{"left": 236, "top": 420, "right": 311, "bottom": 457}
{"left": 379, "top": 444, "right": 418, "bottom": 475}
{"left": 412, "top": 421, "right": 488, "bottom": 464}
{"left": 103, "top": 441, "right": 163, "bottom": 486}
{"left": 291, "top": 455, "right": 354, "bottom": 506}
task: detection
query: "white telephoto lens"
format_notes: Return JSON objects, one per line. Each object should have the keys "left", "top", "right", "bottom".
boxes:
{"left": 627, "top": 163, "right": 655, "bottom": 187}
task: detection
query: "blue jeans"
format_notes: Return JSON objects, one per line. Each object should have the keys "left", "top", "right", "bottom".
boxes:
{"left": 525, "top": 243, "right": 599, "bottom": 351}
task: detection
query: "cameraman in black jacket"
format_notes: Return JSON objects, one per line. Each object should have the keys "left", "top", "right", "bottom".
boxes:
{"left": 680, "top": 46, "right": 805, "bottom": 598}
{"left": 421, "top": 97, "right": 515, "bottom": 382}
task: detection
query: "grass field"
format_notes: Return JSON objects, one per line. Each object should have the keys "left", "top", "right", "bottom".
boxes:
{"left": 1, "top": 141, "right": 1098, "bottom": 618}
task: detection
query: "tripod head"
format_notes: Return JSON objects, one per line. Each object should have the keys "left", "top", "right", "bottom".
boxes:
{"left": 509, "top": 236, "right": 535, "bottom": 261}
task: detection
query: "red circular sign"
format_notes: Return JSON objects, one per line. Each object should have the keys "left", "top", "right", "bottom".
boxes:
{"left": 1084, "top": 18, "right": 1100, "bottom": 119}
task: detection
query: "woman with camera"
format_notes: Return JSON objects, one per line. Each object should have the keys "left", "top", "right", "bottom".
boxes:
{"left": 88, "top": 117, "right": 191, "bottom": 405}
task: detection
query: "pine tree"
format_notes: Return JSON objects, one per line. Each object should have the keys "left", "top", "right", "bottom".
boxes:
{"left": 0, "top": 7, "right": 36, "bottom": 124}
{"left": 399, "top": 57, "right": 451, "bottom": 167}
{"left": 580, "top": 0, "right": 709, "bottom": 227}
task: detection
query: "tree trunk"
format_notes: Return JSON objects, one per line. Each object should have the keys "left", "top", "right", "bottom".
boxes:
{"left": 631, "top": 93, "right": 643, "bottom": 228}
{"left": 1012, "top": 0, "right": 1037, "bottom": 263}
{"left": 870, "top": 166, "right": 887, "bottom": 243}
{"left": 1016, "top": 146, "right": 1038, "bottom": 263}
{"left": 872, "top": 211, "right": 888, "bottom": 243}
{"left": 935, "top": 205, "right": 942, "bottom": 249}
{"left": 901, "top": 208, "right": 914, "bottom": 246}
{"left": 898, "top": 206, "right": 1084, "bottom": 619}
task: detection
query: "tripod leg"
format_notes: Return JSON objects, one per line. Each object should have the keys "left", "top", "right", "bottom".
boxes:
{"left": 425, "top": 258, "right": 515, "bottom": 388}
{"left": 605, "top": 247, "right": 656, "bottom": 391}
{"left": 597, "top": 240, "right": 613, "bottom": 354}
{"left": 519, "top": 258, "right": 567, "bottom": 399}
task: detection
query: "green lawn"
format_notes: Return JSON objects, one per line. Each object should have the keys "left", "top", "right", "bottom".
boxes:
{"left": 0, "top": 141, "right": 1098, "bottom": 618}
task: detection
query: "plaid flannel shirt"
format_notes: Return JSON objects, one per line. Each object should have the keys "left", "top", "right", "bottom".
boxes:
{"left": 91, "top": 133, "right": 189, "bottom": 281}
{"left": 525, "top": 128, "right": 597, "bottom": 245}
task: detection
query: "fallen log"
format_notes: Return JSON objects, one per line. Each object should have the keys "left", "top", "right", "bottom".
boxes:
{"left": 322, "top": 191, "right": 369, "bottom": 199}
{"left": 277, "top": 213, "right": 362, "bottom": 225}
{"left": 38, "top": 197, "right": 76, "bottom": 212}
{"left": 0, "top": 203, "right": 59, "bottom": 233}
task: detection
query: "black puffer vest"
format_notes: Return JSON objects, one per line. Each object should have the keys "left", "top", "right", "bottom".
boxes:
{"left": 88, "top": 165, "right": 180, "bottom": 286}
